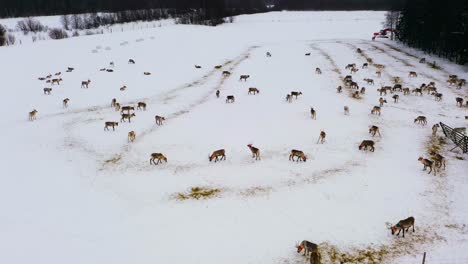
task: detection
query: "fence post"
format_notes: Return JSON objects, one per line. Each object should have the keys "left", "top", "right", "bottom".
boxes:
{"left": 422, "top": 252, "right": 426, "bottom": 264}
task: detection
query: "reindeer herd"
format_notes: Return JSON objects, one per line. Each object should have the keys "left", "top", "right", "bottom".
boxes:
{"left": 28, "top": 45, "right": 466, "bottom": 264}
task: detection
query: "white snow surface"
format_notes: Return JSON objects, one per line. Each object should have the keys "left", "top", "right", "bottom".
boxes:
{"left": 0, "top": 11, "right": 467, "bottom": 264}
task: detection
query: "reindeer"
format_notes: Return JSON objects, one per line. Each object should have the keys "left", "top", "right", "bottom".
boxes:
{"left": 344, "top": 106, "right": 349, "bottom": 115}
{"left": 109, "top": 62, "right": 115, "bottom": 68}
{"left": 315, "top": 67, "right": 322, "bottom": 74}
{"left": 377, "top": 88, "right": 387, "bottom": 96}
{"left": 266, "top": 52, "right": 272, "bottom": 57}
{"left": 286, "top": 94, "right": 292, "bottom": 103}
{"left": 289, "top": 149, "right": 307, "bottom": 162}
{"left": 379, "top": 97, "right": 387, "bottom": 107}
{"left": 360, "top": 87, "right": 366, "bottom": 94}
{"left": 106, "top": 69, "right": 114, "bottom": 72}
{"left": 120, "top": 85, "right": 127, "bottom": 91}
{"left": 195, "top": 65, "right": 202, "bottom": 69}
{"left": 356, "top": 48, "right": 362, "bottom": 53}
{"left": 144, "top": 72, "right": 151, "bottom": 75}
{"left": 350, "top": 67, "right": 359, "bottom": 74}
{"left": 305, "top": 53, "right": 311, "bottom": 56}
{"left": 364, "top": 78, "right": 374, "bottom": 85}
{"left": 392, "top": 94, "right": 399, "bottom": 103}
{"left": 390, "top": 217, "right": 415, "bottom": 238}
{"left": 447, "top": 78, "right": 458, "bottom": 86}
{"left": 412, "top": 88, "right": 423, "bottom": 96}
{"left": 359, "top": 140, "right": 375, "bottom": 152}
{"left": 51, "top": 78, "right": 62, "bottom": 85}
{"left": 371, "top": 106, "right": 381, "bottom": 116}
{"left": 456, "top": 97, "right": 464, "bottom": 107}
{"left": 121, "top": 106, "right": 135, "bottom": 113}
{"left": 418, "top": 157, "right": 434, "bottom": 175}
{"left": 414, "top": 116, "right": 427, "bottom": 125}
{"left": 239, "top": 75, "right": 250, "bottom": 81}
{"left": 128, "top": 59, "right": 135, "bottom": 64}
{"left": 155, "top": 115, "right": 165, "bottom": 126}
{"left": 226, "top": 95, "right": 235, "bottom": 103}
{"left": 419, "top": 58, "right": 426, "bottom": 63}
{"left": 369, "top": 126, "right": 381, "bottom": 137}
{"left": 209, "top": 149, "right": 226, "bottom": 162}
{"left": 46, "top": 74, "right": 52, "bottom": 79}
{"left": 248, "top": 88, "right": 260, "bottom": 95}
{"left": 81, "top": 79, "right": 91, "bottom": 88}
{"left": 350, "top": 82, "right": 359, "bottom": 89}
{"left": 28, "top": 109, "right": 38, "bottom": 121}
{"left": 63, "top": 98, "right": 70, "bottom": 108}
{"left": 430, "top": 151, "right": 446, "bottom": 170}
{"left": 376, "top": 71, "right": 382, "bottom": 77}
{"left": 291, "top": 91, "right": 302, "bottom": 99}
{"left": 362, "top": 63, "right": 368, "bottom": 69}
{"left": 104, "top": 121, "right": 118, "bottom": 131}
{"left": 345, "top": 64, "right": 356, "bottom": 70}
{"left": 432, "top": 92, "right": 443, "bottom": 101}
{"left": 222, "top": 71, "right": 231, "bottom": 76}
{"left": 247, "top": 144, "right": 260, "bottom": 160}
{"left": 111, "top": 98, "right": 117, "bottom": 107}
{"left": 317, "top": 131, "right": 326, "bottom": 144}
{"left": 121, "top": 113, "right": 136, "bottom": 123}
{"left": 353, "top": 91, "right": 360, "bottom": 99}
{"left": 128, "top": 131, "right": 136, "bottom": 142}
{"left": 403, "top": 88, "right": 410, "bottom": 95}
{"left": 432, "top": 124, "right": 440, "bottom": 136}
{"left": 43, "top": 88, "right": 52, "bottom": 95}
{"left": 337, "top": 86, "right": 342, "bottom": 93}
{"left": 114, "top": 103, "right": 121, "bottom": 111}
{"left": 296, "top": 241, "right": 320, "bottom": 262}
{"left": 66, "top": 67, "right": 74, "bottom": 72}
{"left": 393, "top": 84, "right": 402, "bottom": 92}
{"left": 55, "top": 72, "right": 61, "bottom": 76}
{"left": 216, "top": 90, "right": 220, "bottom": 98}
{"left": 150, "top": 153, "right": 167, "bottom": 165}
{"left": 137, "top": 102, "right": 146, "bottom": 110}
{"left": 310, "top": 107, "right": 316, "bottom": 119}
{"left": 408, "top": 71, "right": 418, "bottom": 78}
{"left": 374, "top": 64, "right": 385, "bottom": 69}
{"left": 214, "top": 65, "right": 222, "bottom": 69}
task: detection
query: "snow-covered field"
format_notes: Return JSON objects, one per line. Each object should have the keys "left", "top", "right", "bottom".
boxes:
{"left": 1, "top": 11, "right": 467, "bottom": 264}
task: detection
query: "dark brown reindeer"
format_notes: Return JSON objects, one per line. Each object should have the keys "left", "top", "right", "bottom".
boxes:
{"left": 369, "top": 126, "right": 381, "bottom": 137}
{"left": 150, "top": 153, "right": 167, "bottom": 165}
{"left": 63, "top": 98, "right": 70, "bottom": 108}
{"left": 216, "top": 90, "right": 220, "bottom": 98}
{"left": 137, "top": 102, "right": 147, "bottom": 110}
{"left": 121, "top": 106, "right": 135, "bottom": 113}
{"left": 296, "top": 240, "right": 320, "bottom": 263}
{"left": 456, "top": 97, "right": 464, "bottom": 107}
{"left": 239, "top": 75, "right": 250, "bottom": 81}
{"left": 317, "top": 131, "right": 326, "bottom": 144}
{"left": 390, "top": 217, "right": 415, "bottom": 238}
{"left": 81, "top": 79, "right": 91, "bottom": 88}
{"left": 43, "top": 87, "right": 52, "bottom": 95}
{"left": 414, "top": 116, "right": 427, "bottom": 125}
{"left": 315, "top": 67, "right": 322, "bottom": 74}
{"left": 104, "top": 121, "right": 118, "bottom": 131}
{"left": 371, "top": 106, "right": 381, "bottom": 116}
{"left": 51, "top": 78, "right": 62, "bottom": 85}
{"left": 28, "top": 109, "right": 38, "bottom": 121}
{"left": 310, "top": 107, "right": 316, "bottom": 119}
{"left": 408, "top": 71, "right": 418, "bottom": 78}
{"left": 359, "top": 140, "right": 375, "bottom": 152}
{"left": 429, "top": 151, "right": 446, "bottom": 170}
{"left": 209, "top": 149, "right": 226, "bottom": 162}
{"left": 247, "top": 144, "right": 260, "bottom": 160}
{"left": 248, "top": 88, "right": 260, "bottom": 95}
{"left": 222, "top": 71, "right": 231, "bottom": 77}
{"left": 392, "top": 94, "right": 399, "bottom": 103}
{"left": 291, "top": 91, "right": 302, "bottom": 99}
{"left": 226, "top": 95, "right": 235, "bottom": 103}
{"left": 121, "top": 113, "right": 136, "bottom": 123}
{"left": 155, "top": 115, "right": 165, "bottom": 125}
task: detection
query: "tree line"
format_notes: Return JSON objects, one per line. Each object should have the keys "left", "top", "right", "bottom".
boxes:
{"left": 274, "top": 0, "right": 405, "bottom": 10}
{"left": 396, "top": 0, "right": 468, "bottom": 64}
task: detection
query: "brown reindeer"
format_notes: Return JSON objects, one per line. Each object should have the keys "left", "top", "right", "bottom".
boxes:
{"left": 353, "top": 91, "right": 360, "bottom": 99}
{"left": 296, "top": 241, "right": 320, "bottom": 263}
{"left": 63, "top": 98, "right": 70, "bottom": 108}
{"left": 216, "top": 90, "right": 220, "bottom": 98}
{"left": 111, "top": 98, "right": 117, "bottom": 107}
{"left": 392, "top": 94, "right": 399, "bottom": 103}
{"left": 195, "top": 65, "right": 202, "bottom": 69}
{"left": 144, "top": 72, "right": 151, "bottom": 75}
{"left": 128, "top": 131, "right": 136, "bottom": 142}
{"left": 430, "top": 151, "right": 446, "bottom": 170}
{"left": 155, "top": 115, "right": 165, "bottom": 125}
{"left": 51, "top": 78, "right": 62, "bottom": 85}
{"left": 412, "top": 88, "right": 423, "bottom": 96}
{"left": 414, "top": 116, "right": 427, "bottom": 125}
{"left": 317, "top": 131, "right": 326, "bottom": 144}
{"left": 128, "top": 59, "right": 135, "bottom": 64}
{"left": 81, "top": 79, "right": 91, "bottom": 88}
{"left": 222, "top": 71, "right": 231, "bottom": 76}
{"left": 247, "top": 144, "right": 260, "bottom": 160}
{"left": 291, "top": 91, "right": 302, "bottom": 99}
{"left": 391, "top": 217, "right": 415, "bottom": 238}
{"left": 104, "top": 121, "right": 118, "bottom": 131}
{"left": 345, "top": 64, "right": 356, "bottom": 70}
{"left": 209, "top": 149, "right": 226, "bottom": 162}
{"left": 364, "top": 78, "right": 374, "bottom": 85}
{"left": 114, "top": 103, "right": 121, "bottom": 111}
{"left": 121, "top": 106, "right": 135, "bottom": 113}
{"left": 456, "top": 97, "right": 464, "bottom": 107}
{"left": 239, "top": 75, "right": 250, "bottom": 81}
{"left": 120, "top": 85, "right": 127, "bottom": 91}
{"left": 226, "top": 95, "right": 235, "bottom": 103}
{"left": 362, "top": 63, "right": 368, "bottom": 69}
{"left": 432, "top": 92, "right": 443, "bottom": 101}
{"left": 359, "top": 140, "right": 375, "bottom": 152}
{"left": 418, "top": 157, "right": 434, "bottom": 175}
{"left": 150, "top": 153, "right": 167, "bottom": 165}
{"left": 408, "top": 71, "right": 418, "bottom": 78}
{"left": 344, "top": 106, "right": 349, "bottom": 115}
{"left": 137, "top": 102, "right": 146, "bottom": 110}
{"left": 286, "top": 94, "right": 292, "bottom": 103}
{"left": 28, "top": 109, "right": 38, "bottom": 121}
{"left": 369, "top": 126, "right": 381, "bottom": 137}
{"left": 214, "top": 65, "right": 222, "bottom": 69}
{"left": 121, "top": 113, "right": 136, "bottom": 123}
{"left": 403, "top": 88, "right": 410, "bottom": 95}
{"left": 350, "top": 67, "right": 359, "bottom": 74}
{"left": 43, "top": 87, "right": 52, "bottom": 95}
{"left": 379, "top": 97, "right": 387, "bottom": 107}
{"left": 55, "top": 72, "right": 61, "bottom": 76}
{"left": 248, "top": 88, "right": 260, "bottom": 95}
{"left": 289, "top": 149, "right": 307, "bottom": 162}
{"left": 371, "top": 106, "right": 381, "bottom": 116}
{"left": 337, "top": 86, "right": 342, "bottom": 93}
{"left": 377, "top": 88, "right": 387, "bottom": 96}
{"left": 315, "top": 67, "right": 322, "bottom": 74}
{"left": 376, "top": 71, "right": 382, "bottom": 77}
